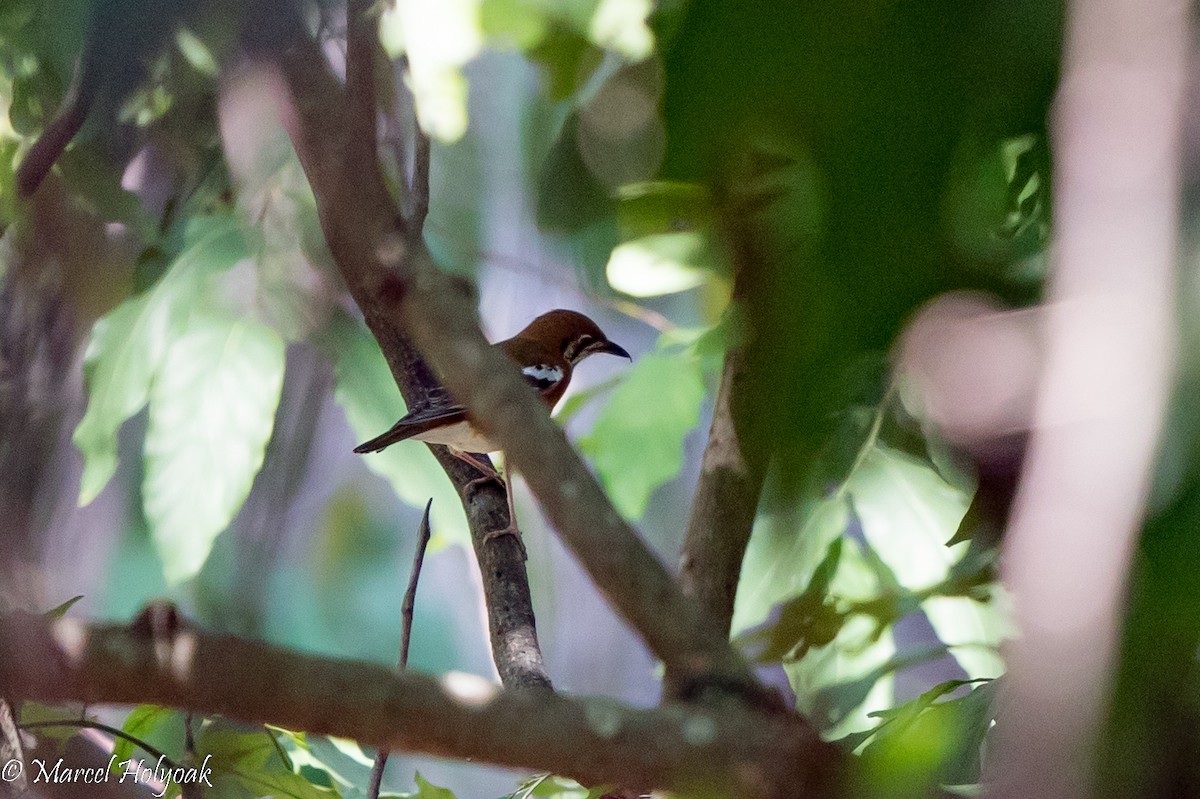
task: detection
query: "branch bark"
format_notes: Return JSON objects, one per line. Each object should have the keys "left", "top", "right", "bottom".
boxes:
{"left": 244, "top": 3, "right": 551, "bottom": 690}
{"left": 677, "top": 343, "right": 768, "bottom": 638}
{"left": 245, "top": 1, "right": 772, "bottom": 704}
{"left": 0, "top": 611, "right": 842, "bottom": 799}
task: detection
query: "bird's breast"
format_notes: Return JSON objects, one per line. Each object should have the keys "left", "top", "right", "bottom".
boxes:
{"left": 412, "top": 420, "right": 498, "bottom": 454}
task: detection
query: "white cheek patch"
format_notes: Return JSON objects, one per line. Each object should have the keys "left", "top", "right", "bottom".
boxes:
{"left": 523, "top": 363, "right": 564, "bottom": 391}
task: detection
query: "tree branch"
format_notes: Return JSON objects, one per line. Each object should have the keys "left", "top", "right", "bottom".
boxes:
{"left": 0, "top": 611, "right": 842, "bottom": 799}
{"left": 676, "top": 341, "right": 769, "bottom": 638}
{"left": 247, "top": 0, "right": 774, "bottom": 708}
{"left": 244, "top": 2, "right": 551, "bottom": 690}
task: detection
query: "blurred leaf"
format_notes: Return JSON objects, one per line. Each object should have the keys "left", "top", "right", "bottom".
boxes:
{"left": 508, "top": 773, "right": 608, "bottom": 799}
{"left": 143, "top": 313, "right": 283, "bottom": 584}
{"left": 324, "top": 737, "right": 374, "bottom": 768}
{"left": 849, "top": 445, "right": 1007, "bottom": 678}
{"left": 112, "top": 705, "right": 184, "bottom": 769}
{"left": 74, "top": 215, "right": 247, "bottom": 505}
{"left": 18, "top": 702, "right": 90, "bottom": 751}
{"left": 197, "top": 721, "right": 340, "bottom": 799}
{"left": 605, "top": 231, "right": 716, "bottom": 296}
{"left": 586, "top": 0, "right": 653, "bottom": 59}
{"left": 74, "top": 298, "right": 171, "bottom": 504}
{"left": 320, "top": 311, "right": 469, "bottom": 548}
{"left": 408, "top": 772, "right": 458, "bottom": 799}
{"left": 579, "top": 349, "right": 704, "bottom": 519}
{"left": 43, "top": 595, "right": 84, "bottom": 619}
{"left": 736, "top": 537, "right": 844, "bottom": 662}
{"left": 481, "top": 0, "right": 550, "bottom": 49}
{"left": 176, "top": 28, "right": 218, "bottom": 76}
{"left": 856, "top": 679, "right": 998, "bottom": 796}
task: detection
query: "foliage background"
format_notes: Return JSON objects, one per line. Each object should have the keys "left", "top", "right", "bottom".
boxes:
{"left": 3, "top": 0, "right": 1194, "bottom": 797}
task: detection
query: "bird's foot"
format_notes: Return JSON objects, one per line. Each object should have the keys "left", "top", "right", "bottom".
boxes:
{"left": 481, "top": 524, "right": 527, "bottom": 560}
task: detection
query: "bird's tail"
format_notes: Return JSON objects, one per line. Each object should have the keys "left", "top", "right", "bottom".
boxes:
{"left": 353, "top": 424, "right": 409, "bottom": 454}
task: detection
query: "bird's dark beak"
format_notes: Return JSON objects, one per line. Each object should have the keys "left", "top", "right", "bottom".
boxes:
{"left": 599, "top": 340, "right": 632, "bottom": 360}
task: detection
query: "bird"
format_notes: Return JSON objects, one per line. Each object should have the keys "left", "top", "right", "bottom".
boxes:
{"left": 354, "top": 309, "right": 631, "bottom": 543}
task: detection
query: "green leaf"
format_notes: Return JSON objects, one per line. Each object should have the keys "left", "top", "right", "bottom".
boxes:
{"left": 74, "top": 295, "right": 173, "bottom": 505}
{"left": 320, "top": 312, "right": 468, "bottom": 548}
{"left": 578, "top": 349, "right": 705, "bottom": 519}
{"left": 605, "top": 232, "right": 716, "bottom": 297}
{"left": 143, "top": 313, "right": 284, "bottom": 583}
{"left": 44, "top": 595, "right": 84, "bottom": 619}
{"left": 197, "top": 721, "right": 340, "bottom": 799}
{"left": 847, "top": 445, "right": 1008, "bottom": 679}
{"left": 410, "top": 772, "right": 458, "bottom": 799}
{"left": 74, "top": 216, "right": 247, "bottom": 505}
{"left": 324, "top": 737, "right": 375, "bottom": 768}
{"left": 508, "top": 773, "right": 608, "bottom": 799}
{"left": 111, "top": 705, "right": 183, "bottom": 769}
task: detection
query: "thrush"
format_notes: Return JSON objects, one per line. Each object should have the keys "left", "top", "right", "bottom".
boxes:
{"left": 355, "top": 309, "right": 631, "bottom": 542}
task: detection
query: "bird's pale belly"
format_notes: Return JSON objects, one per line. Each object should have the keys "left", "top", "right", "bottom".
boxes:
{"left": 413, "top": 420, "right": 497, "bottom": 454}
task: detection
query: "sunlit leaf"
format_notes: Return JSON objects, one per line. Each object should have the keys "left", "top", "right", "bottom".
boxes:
{"left": 588, "top": 0, "right": 653, "bottom": 59}
{"left": 74, "top": 216, "right": 246, "bottom": 505}
{"left": 143, "top": 312, "right": 284, "bottom": 584}
{"left": 848, "top": 445, "right": 1007, "bottom": 678}
{"left": 508, "top": 773, "right": 608, "bottom": 799}
{"left": 387, "top": 0, "right": 483, "bottom": 141}
{"left": 197, "top": 721, "right": 340, "bottom": 799}
{"left": 578, "top": 349, "right": 704, "bottom": 519}
{"left": 606, "top": 232, "right": 713, "bottom": 297}
{"left": 410, "top": 772, "right": 458, "bottom": 799}
{"left": 111, "top": 705, "right": 184, "bottom": 769}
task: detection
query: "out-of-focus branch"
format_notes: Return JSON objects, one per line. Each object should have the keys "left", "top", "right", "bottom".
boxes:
{"left": 248, "top": 1, "right": 772, "bottom": 703}
{"left": 244, "top": 1, "right": 551, "bottom": 690}
{"left": 982, "top": 1, "right": 1187, "bottom": 797}
{"left": 676, "top": 345, "right": 768, "bottom": 631}
{"left": 0, "top": 612, "right": 842, "bottom": 799}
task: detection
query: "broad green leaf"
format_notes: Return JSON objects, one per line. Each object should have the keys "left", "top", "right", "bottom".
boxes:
{"left": 783, "top": 536, "right": 898, "bottom": 738}
{"left": 848, "top": 445, "right": 1007, "bottom": 678}
{"left": 74, "top": 295, "right": 172, "bottom": 504}
{"left": 858, "top": 679, "right": 998, "bottom": 794}
{"left": 197, "top": 722, "right": 339, "bottom": 799}
{"left": 733, "top": 497, "right": 849, "bottom": 635}
{"left": 579, "top": 350, "right": 704, "bottom": 519}
{"left": 320, "top": 312, "right": 468, "bottom": 548}
{"left": 74, "top": 216, "right": 247, "bottom": 505}
{"left": 143, "top": 313, "right": 284, "bottom": 583}
{"left": 111, "top": 705, "right": 184, "bottom": 769}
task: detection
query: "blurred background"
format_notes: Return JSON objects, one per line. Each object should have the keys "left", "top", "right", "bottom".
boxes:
{"left": 1, "top": 0, "right": 1197, "bottom": 797}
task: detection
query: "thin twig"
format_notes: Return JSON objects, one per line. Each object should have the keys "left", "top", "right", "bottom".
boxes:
{"left": 20, "top": 719, "right": 182, "bottom": 771}
{"left": 367, "top": 499, "right": 434, "bottom": 799}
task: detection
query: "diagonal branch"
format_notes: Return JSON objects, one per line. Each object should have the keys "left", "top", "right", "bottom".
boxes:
{"left": 0, "top": 611, "right": 842, "bottom": 799}
{"left": 245, "top": 1, "right": 551, "bottom": 690}
{"left": 249, "top": 1, "right": 773, "bottom": 704}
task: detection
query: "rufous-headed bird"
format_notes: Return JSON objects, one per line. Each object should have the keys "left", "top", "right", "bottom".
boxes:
{"left": 354, "top": 309, "right": 631, "bottom": 541}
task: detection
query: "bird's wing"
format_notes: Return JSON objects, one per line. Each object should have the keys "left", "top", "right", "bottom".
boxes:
{"left": 353, "top": 363, "right": 567, "bottom": 454}
{"left": 353, "top": 387, "right": 468, "bottom": 453}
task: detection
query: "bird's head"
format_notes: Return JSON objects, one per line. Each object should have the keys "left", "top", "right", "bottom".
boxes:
{"left": 520, "top": 309, "right": 631, "bottom": 365}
